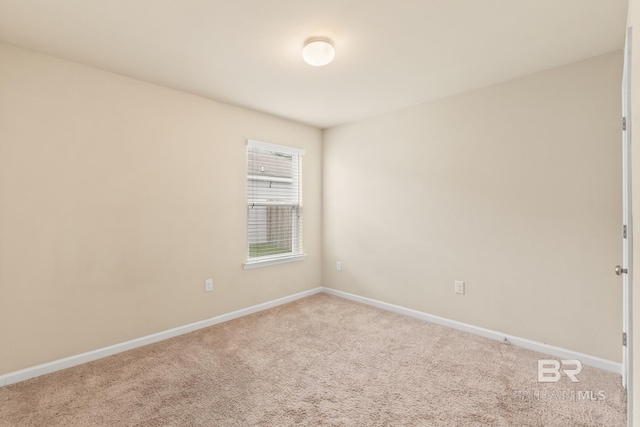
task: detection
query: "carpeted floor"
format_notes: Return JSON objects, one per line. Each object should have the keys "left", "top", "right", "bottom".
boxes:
{"left": 0, "top": 293, "right": 626, "bottom": 426}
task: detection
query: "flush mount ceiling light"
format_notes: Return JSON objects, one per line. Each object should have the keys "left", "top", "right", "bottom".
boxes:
{"left": 302, "top": 37, "right": 335, "bottom": 66}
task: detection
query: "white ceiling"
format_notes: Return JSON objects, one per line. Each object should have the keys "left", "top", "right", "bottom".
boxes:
{"left": 0, "top": 1, "right": 628, "bottom": 129}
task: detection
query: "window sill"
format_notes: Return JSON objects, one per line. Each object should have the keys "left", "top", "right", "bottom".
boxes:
{"left": 243, "top": 254, "right": 307, "bottom": 270}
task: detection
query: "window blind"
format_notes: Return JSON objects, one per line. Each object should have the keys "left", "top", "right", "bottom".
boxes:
{"left": 246, "top": 139, "right": 304, "bottom": 262}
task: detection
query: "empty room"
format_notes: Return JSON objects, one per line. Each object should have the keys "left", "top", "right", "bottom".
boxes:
{"left": 1, "top": 1, "right": 639, "bottom": 426}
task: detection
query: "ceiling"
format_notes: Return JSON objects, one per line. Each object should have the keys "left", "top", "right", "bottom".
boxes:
{"left": 0, "top": 0, "right": 628, "bottom": 129}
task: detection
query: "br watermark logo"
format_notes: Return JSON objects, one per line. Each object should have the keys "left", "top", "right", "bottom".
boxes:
{"left": 512, "top": 359, "right": 606, "bottom": 402}
{"left": 537, "top": 359, "right": 582, "bottom": 383}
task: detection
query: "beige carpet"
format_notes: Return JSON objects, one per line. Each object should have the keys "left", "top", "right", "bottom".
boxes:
{"left": 0, "top": 293, "right": 626, "bottom": 426}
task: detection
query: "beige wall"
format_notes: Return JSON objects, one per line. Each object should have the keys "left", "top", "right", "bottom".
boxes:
{"left": 0, "top": 43, "right": 322, "bottom": 375}
{"left": 323, "top": 52, "right": 623, "bottom": 362}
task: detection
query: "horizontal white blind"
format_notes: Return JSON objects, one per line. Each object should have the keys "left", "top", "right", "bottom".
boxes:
{"left": 247, "top": 140, "right": 304, "bottom": 260}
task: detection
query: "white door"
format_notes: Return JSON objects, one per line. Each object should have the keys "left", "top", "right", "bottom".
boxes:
{"left": 619, "top": 26, "right": 633, "bottom": 425}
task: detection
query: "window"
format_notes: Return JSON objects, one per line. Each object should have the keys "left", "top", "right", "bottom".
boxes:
{"left": 244, "top": 139, "right": 305, "bottom": 269}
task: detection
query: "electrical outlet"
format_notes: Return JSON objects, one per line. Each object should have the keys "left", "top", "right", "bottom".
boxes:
{"left": 205, "top": 279, "right": 213, "bottom": 292}
{"left": 454, "top": 280, "right": 465, "bottom": 294}
{"left": 336, "top": 261, "right": 342, "bottom": 271}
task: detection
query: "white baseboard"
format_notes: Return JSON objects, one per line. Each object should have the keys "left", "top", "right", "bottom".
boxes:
{"left": 0, "top": 287, "right": 323, "bottom": 387}
{"left": 0, "top": 285, "right": 620, "bottom": 387}
{"left": 321, "top": 287, "right": 622, "bottom": 375}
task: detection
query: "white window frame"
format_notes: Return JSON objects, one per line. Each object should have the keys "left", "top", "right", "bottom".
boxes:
{"left": 243, "top": 139, "right": 306, "bottom": 269}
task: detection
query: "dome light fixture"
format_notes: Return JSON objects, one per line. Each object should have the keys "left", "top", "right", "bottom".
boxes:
{"left": 302, "top": 36, "right": 335, "bottom": 66}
